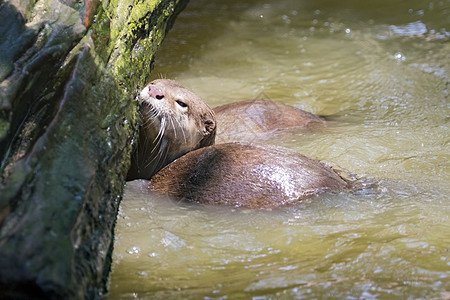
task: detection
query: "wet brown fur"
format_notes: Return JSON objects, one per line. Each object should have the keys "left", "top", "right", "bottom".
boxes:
{"left": 214, "top": 99, "right": 324, "bottom": 143}
{"left": 149, "top": 143, "right": 352, "bottom": 209}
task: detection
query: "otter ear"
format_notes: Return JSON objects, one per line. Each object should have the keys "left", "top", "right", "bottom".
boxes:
{"left": 204, "top": 119, "right": 215, "bottom": 134}
{"left": 199, "top": 119, "right": 216, "bottom": 148}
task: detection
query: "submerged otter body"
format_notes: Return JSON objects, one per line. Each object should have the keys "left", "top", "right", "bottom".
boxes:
{"left": 149, "top": 143, "right": 352, "bottom": 209}
{"left": 214, "top": 99, "right": 324, "bottom": 143}
{"left": 127, "top": 79, "right": 216, "bottom": 180}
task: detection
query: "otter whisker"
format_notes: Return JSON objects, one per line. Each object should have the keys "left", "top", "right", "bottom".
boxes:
{"left": 151, "top": 117, "right": 166, "bottom": 154}
{"left": 176, "top": 116, "right": 188, "bottom": 144}
{"left": 147, "top": 109, "right": 160, "bottom": 127}
{"left": 154, "top": 116, "right": 166, "bottom": 141}
{"left": 173, "top": 119, "right": 181, "bottom": 141}
{"left": 140, "top": 109, "right": 163, "bottom": 156}
{"left": 144, "top": 139, "right": 164, "bottom": 168}
{"left": 144, "top": 138, "right": 170, "bottom": 170}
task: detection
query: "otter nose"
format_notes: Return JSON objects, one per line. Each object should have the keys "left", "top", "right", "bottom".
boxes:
{"left": 148, "top": 85, "right": 164, "bottom": 100}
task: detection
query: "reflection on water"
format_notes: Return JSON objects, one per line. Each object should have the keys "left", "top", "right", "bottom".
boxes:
{"left": 108, "top": 0, "right": 449, "bottom": 298}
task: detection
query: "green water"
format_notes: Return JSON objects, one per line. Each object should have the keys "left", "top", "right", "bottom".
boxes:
{"left": 108, "top": 0, "right": 449, "bottom": 298}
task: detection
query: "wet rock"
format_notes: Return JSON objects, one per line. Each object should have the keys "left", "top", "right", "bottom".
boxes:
{"left": 0, "top": 0, "right": 189, "bottom": 298}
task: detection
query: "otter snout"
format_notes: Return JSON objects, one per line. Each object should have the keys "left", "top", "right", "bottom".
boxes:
{"left": 147, "top": 84, "right": 164, "bottom": 100}
{"left": 141, "top": 84, "right": 164, "bottom": 101}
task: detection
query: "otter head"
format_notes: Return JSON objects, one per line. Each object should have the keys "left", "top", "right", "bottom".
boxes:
{"left": 127, "top": 79, "right": 216, "bottom": 180}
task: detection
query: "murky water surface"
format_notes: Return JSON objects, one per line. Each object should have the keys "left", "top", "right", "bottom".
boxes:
{"left": 108, "top": 0, "right": 449, "bottom": 298}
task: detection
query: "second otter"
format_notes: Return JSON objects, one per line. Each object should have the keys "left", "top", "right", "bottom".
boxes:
{"left": 214, "top": 99, "right": 325, "bottom": 143}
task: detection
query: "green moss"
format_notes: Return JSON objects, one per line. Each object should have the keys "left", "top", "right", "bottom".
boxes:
{"left": 101, "top": 0, "right": 170, "bottom": 89}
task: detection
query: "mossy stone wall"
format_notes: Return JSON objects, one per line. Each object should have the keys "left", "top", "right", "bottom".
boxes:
{"left": 0, "top": 0, "right": 189, "bottom": 298}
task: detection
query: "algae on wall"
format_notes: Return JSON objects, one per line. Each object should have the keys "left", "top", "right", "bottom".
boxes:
{"left": 0, "top": 0, "right": 189, "bottom": 298}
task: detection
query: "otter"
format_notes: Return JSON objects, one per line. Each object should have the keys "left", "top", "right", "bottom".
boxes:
{"left": 213, "top": 99, "right": 325, "bottom": 143}
{"left": 127, "top": 79, "right": 216, "bottom": 180}
{"left": 149, "top": 143, "right": 353, "bottom": 209}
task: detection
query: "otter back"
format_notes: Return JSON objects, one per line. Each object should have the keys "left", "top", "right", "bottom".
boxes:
{"left": 213, "top": 99, "right": 324, "bottom": 143}
{"left": 149, "top": 143, "right": 352, "bottom": 209}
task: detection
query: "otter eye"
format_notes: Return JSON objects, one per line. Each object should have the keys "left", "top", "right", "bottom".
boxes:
{"left": 176, "top": 100, "right": 188, "bottom": 108}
